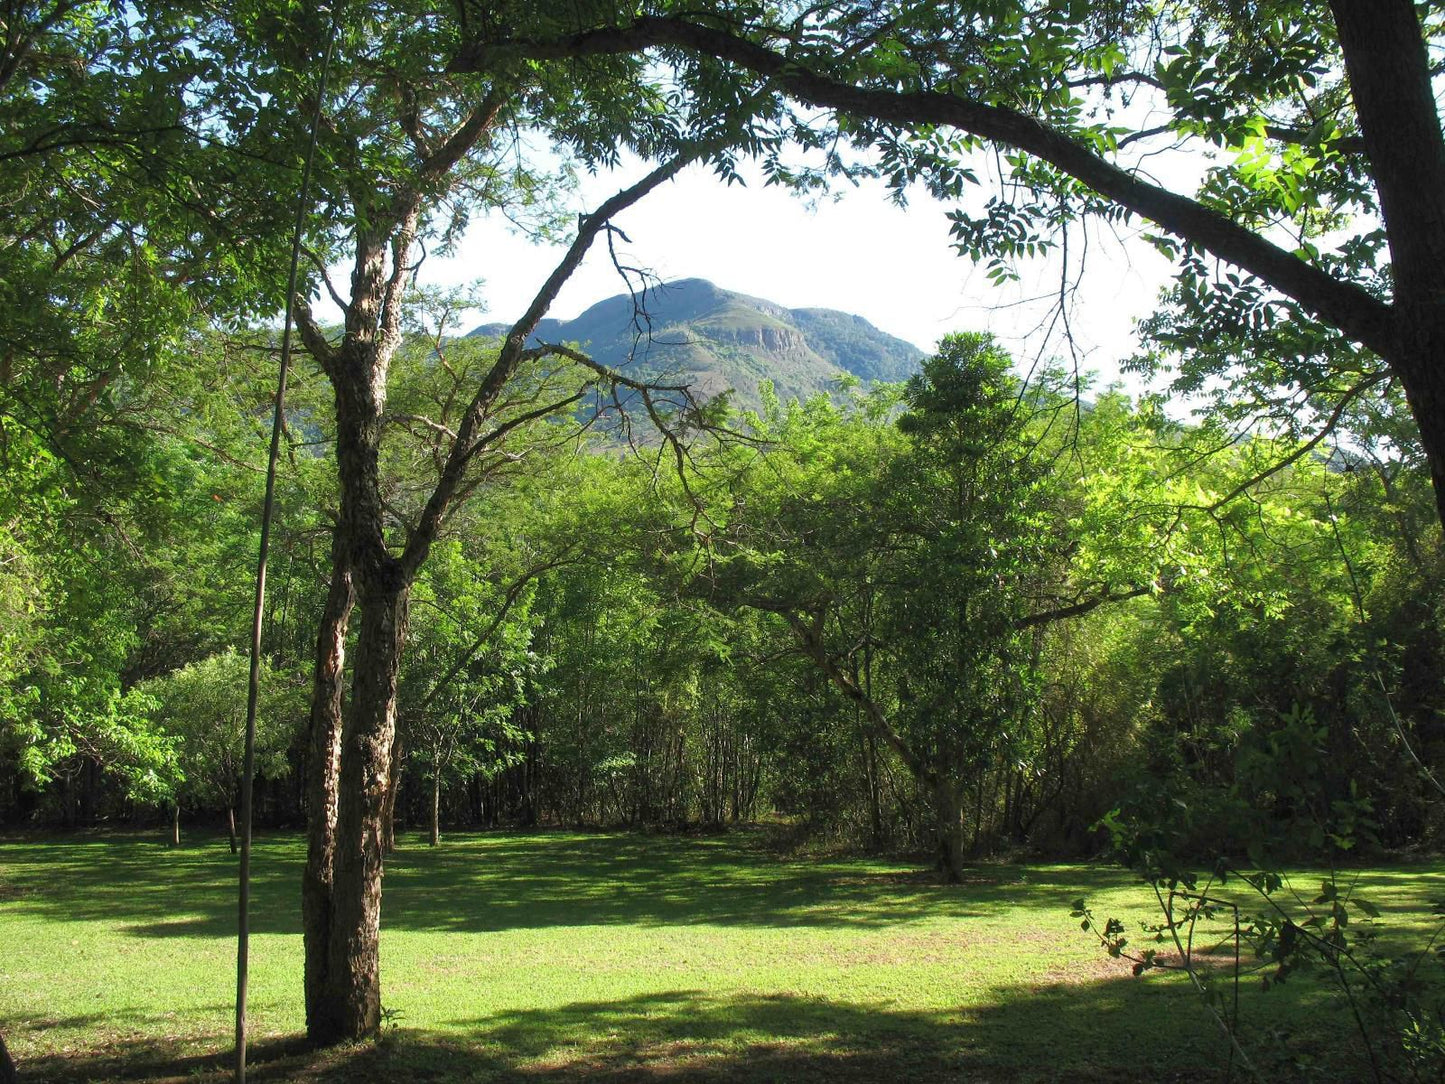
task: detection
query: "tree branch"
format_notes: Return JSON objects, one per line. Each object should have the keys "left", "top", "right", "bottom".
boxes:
{"left": 452, "top": 17, "right": 1398, "bottom": 358}
{"left": 780, "top": 610, "right": 937, "bottom": 787}
{"left": 294, "top": 301, "right": 337, "bottom": 372}
{"left": 419, "top": 86, "right": 510, "bottom": 181}
{"left": 416, "top": 547, "right": 577, "bottom": 713}
{"left": 399, "top": 153, "right": 694, "bottom": 577}
{"left": 1014, "top": 584, "right": 1149, "bottom": 630}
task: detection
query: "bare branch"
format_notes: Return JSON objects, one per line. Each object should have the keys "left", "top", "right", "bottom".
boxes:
{"left": 780, "top": 609, "right": 937, "bottom": 788}
{"left": 399, "top": 153, "right": 696, "bottom": 577}
{"left": 1188, "top": 371, "right": 1388, "bottom": 513}
{"left": 386, "top": 412, "right": 459, "bottom": 442}
{"left": 1014, "top": 584, "right": 1149, "bottom": 631}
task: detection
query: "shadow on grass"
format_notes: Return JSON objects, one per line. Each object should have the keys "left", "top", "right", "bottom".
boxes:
{"left": 377, "top": 833, "right": 1121, "bottom": 934}
{"left": 0, "top": 830, "right": 300, "bottom": 938}
{"left": 0, "top": 830, "right": 1132, "bottom": 938}
{"left": 12, "top": 977, "right": 1354, "bottom": 1084}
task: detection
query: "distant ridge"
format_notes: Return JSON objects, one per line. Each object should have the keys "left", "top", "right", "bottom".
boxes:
{"left": 468, "top": 278, "right": 924, "bottom": 407}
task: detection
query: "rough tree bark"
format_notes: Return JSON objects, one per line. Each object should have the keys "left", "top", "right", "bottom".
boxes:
{"left": 301, "top": 198, "right": 420, "bottom": 1040}
{"left": 323, "top": 576, "right": 409, "bottom": 1039}
{"left": 301, "top": 540, "right": 354, "bottom": 1040}
{"left": 381, "top": 731, "right": 402, "bottom": 855}
{"left": 295, "top": 149, "right": 692, "bottom": 1043}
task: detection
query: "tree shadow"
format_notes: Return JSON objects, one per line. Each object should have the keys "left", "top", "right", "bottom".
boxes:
{"left": 0, "top": 830, "right": 1134, "bottom": 938}
{"left": 11, "top": 975, "right": 1361, "bottom": 1083}
{"left": 375, "top": 831, "right": 1127, "bottom": 933}
{"left": 0, "top": 831, "right": 302, "bottom": 938}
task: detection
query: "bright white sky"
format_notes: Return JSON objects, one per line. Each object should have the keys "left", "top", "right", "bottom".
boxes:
{"left": 420, "top": 158, "right": 1180, "bottom": 395}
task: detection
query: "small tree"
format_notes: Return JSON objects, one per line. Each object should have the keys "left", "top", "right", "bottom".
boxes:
{"left": 398, "top": 540, "right": 542, "bottom": 846}
{"left": 711, "top": 335, "right": 1153, "bottom": 879}
{"left": 141, "top": 650, "right": 304, "bottom": 851}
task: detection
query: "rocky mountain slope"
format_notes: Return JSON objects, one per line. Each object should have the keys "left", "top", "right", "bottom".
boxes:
{"left": 469, "top": 278, "right": 923, "bottom": 408}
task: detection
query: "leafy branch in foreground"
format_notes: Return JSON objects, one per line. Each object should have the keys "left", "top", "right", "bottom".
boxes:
{"left": 1080, "top": 703, "right": 1445, "bottom": 1083}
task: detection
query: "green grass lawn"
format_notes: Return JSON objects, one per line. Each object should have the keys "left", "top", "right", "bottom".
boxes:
{"left": 0, "top": 829, "right": 1440, "bottom": 1082}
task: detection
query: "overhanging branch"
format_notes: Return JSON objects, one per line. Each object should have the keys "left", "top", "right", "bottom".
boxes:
{"left": 452, "top": 17, "right": 1398, "bottom": 359}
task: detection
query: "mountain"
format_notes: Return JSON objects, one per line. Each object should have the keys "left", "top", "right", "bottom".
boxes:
{"left": 468, "top": 278, "right": 924, "bottom": 407}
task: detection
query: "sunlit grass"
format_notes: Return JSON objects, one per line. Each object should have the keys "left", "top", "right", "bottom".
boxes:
{"left": 0, "top": 829, "right": 1440, "bottom": 1082}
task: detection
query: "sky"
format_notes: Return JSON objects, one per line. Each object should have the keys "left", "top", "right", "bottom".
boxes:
{"left": 417, "top": 158, "right": 1179, "bottom": 394}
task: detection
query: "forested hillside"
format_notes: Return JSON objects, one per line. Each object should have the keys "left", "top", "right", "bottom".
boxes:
{"left": 468, "top": 277, "right": 924, "bottom": 406}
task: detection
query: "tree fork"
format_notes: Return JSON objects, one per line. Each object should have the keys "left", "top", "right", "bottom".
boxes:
{"left": 300, "top": 154, "right": 696, "bottom": 1045}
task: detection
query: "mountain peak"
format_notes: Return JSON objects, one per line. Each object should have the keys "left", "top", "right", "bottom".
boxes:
{"left": 470, "top": 279, "right": 923, "bottom": 406}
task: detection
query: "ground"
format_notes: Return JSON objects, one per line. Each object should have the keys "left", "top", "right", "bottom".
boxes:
{"left": 0, "top": 829, "right": 1440, "bottom": 1082}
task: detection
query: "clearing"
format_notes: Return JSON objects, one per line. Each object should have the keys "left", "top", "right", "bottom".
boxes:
{"left": 1, "top": 830, "right": 1439, "bottom": 1082}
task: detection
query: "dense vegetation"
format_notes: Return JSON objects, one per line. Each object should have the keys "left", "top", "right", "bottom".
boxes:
{"left": 3, "top": 323, "right": 1439, "bottom": 860}
{"left": 4, "top": 0, "right": 1445, "bottom": 1078}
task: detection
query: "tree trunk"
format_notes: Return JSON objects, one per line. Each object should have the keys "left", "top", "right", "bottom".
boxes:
{"left": 430, "top": 771, "right": 440, "bottom": 847}
{"left": 302, "top": 550, "right": 354, "bottom": 1044}
{"left": 319, "top": 574, "right": 409, "bottom": 1042}
{"left": 935, "top": 778, "right": 965, "bottom": 884}
{"left": 80, "top": 757, "right": 98, "bottom": 824}
{"left": 293, "top": 153, "right": 670, "bottom": 1046}
{"left": 381, "top": 732, "right": 402, "bottom": 855}
{"left": 227, "top": 805, "right": 237, "bottom": 855}
{"left": 0, "top": 1027, "right": 16, "bottom": 1084}
{"left": 1330, "top": 0, "right": 1445, "bottom": 528}
{"left": 970, "top": 774, "right": 986, "bottom": 857}
{"left": 171, "top": 803, "right": 180, "bottom": 847}
{"left": 865, "top": 731, "right": 883, "bottom": 847}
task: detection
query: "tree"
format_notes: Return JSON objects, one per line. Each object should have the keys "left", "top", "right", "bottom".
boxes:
{"left": 456, "top": 1, "right": 1445, "bottom": 532}
{"left": 140, "top": 650, "right": 304, "bottom": 851}
{"left": 22, "top": 0, "right": 1445, "bottom": 1047}
{"left": 0, "top": 2, "right": 340, "bottom": 831}
{"left": 1, "top": 0, "right": 712, "bottom": 1034}
{"left": 221, "top": 3, "right": 753, "bottom": 1034}
{"left": 709, "top": 337, "right": 1153, "bottom": 879}
{"left": 0, "top": 424, "right": 178, "bottom": 824}
{"left": 397, "top": 540, "right": 541, "bottom": 847}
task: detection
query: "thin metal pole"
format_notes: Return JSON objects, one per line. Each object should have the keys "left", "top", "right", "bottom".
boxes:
{"left": 236, "top": 13, "right": 340, "bottom": 1082}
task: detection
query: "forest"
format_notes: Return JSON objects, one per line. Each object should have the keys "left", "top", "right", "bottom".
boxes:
{"left": 3, "top": 1, "right": 1445, "bottom": 1082}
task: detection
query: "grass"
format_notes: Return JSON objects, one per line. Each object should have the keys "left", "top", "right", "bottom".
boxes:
{"left": 0, "top": 828, "right": 1441, "bottom": 1082}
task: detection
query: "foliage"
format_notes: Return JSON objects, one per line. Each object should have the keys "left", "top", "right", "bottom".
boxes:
{"left": 139, "top": 649, "right": 306, "bottom": 820}
{"left": 1082, "top": 699, "right": 1445, "bottom": 1081}
{"left": 398, "top": 539, "right": 542, "bottom": 838}
{"left": 699, "top": 335, "right": 1170, "bottom": 875}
